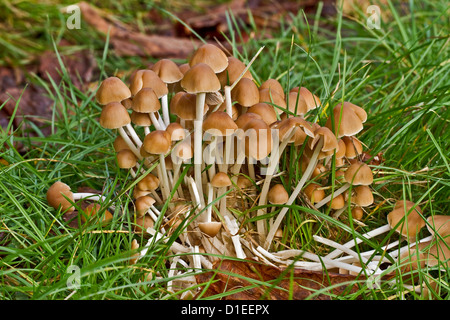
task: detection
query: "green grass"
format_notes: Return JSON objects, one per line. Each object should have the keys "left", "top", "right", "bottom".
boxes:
{"left": 1, "top": 0, "right": 449, "bottom": 300}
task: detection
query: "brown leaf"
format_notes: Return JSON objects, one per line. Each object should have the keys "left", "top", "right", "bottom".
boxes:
{"left": 195, "top": 259, "right": 363, "bottom": 300}
{"left": 78, "top": 1, "right": 205, "bottom": 59}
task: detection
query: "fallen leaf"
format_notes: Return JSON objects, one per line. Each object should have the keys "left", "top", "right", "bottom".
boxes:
{"left": 195, "top": 259, "right": 363, "bottom": 300}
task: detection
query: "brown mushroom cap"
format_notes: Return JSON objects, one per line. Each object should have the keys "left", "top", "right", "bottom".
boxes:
{"left": 309, "top": 126, "right": 339, "bottom": 153}
{"left": 151, "top": 59, "right": 184, "bottom": 84}
{"left": 426, "top": 215, "right": 450, "bottom": 242}
{"left": 344, "top": 161, "right": 373, "bottom": 185}
{"left": 131, "top": 111, "right": 152, "bottom": 127}
{"left": 171, "top": 92, "right": 208, "bottom": 121}
{"left": 342, "top": 136, "right": 363, "bottom": 159}
{"left": 231, "top": 78, "right": 260, "bottom": 107}
{"left": 203, "top": 111, "right": 238, "bottom": 136}
{"left": 135, "top": 196, "right": 156, "bottom": 217}
{"left": 137, "top": 173, "right": 160, "bottom": 191}
{"left": 287, "top": 91, "right": 310, "bottom": 116}
{"left": 260, "top": 79, "right": 285, "bottom": 99}
{"left": 129, "top": 69, "right": 168, "bottom": 97}
{"left": 134, "top": 215, "right": 155, "bottom": 234}
{"left": 325, "top": 102, "right": 365, "bottom": 138}
{"left": 350, "top": 185, "right": 374, "bottom": 207}
{"left": 211, "top": 172, "right": 232, "bottom": 188}
{"left": 47, "top": 181, "right": 75, "bottom": 212}
{"left": 352, "top": 206, "right": 364, "bottom": 220}
{"left": 113, "top": 136, "right": 130, "bottom": 152}
{"left": 143, "top": 130, "right": 171, "bottom": 155}
{"left": 181, "top": 63, "right": 221, "bottom": 94}
{"left": 241, "top": 118, "right": 273, "bottom": 160}
{"left": 235, "top": 112, "right": 263, "bottom": 128}
{"left": 81, "top": 203, "right": 113, "bottom": 223}
{"left": 173, "top": 140, "right": 194, "bottom": 160}
{"left": 117, "top": 149, "right": 138, "bottom": 169}
{"left": 268, "top": 184, "right": 289, "bottom": 205}
{"left": 328, "top": 193, "right": 345, "bottom": 210}
{"left": 277, "top": 117, "right": 315, "bottom": 145}
{"left": 96, "top": 76, "right": 131, "bottom": 105}
{"left": 217, "top": 56, "right": 253, "bottom": 87}
{"left": 387, "top": 200, "right": 426, "bottom": 239}
{"left": 99, "top": 102, "right": 131, "bottom": 129}
{"left": 291, "top": 86, "right": 321, "bottom": 110}
{"left": 189, "top": 44, "right": 228, "bottom": 73}
{"left": 259, "top": 87, "right": 287, "bottom": 109}
{"left": 303, "top": 183, "right": 325, "bottom": 204}
{"left": 247, "top": 103, "right": 278, "bottom": 126}
{"left": 165, "top": 122, "right": 186, "bottom": 141}
{"left": 198, "top": 221, "right": 222, "bottom": 237}
{"left": 132, "top": 88, "right": 161, "bottom": 113}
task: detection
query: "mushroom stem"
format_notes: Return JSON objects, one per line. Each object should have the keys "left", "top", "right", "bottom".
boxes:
{"left": 172, "top": 160, "right": 185, "bottom": 199}
{"left": 150, "top": 112, "right": 163, "bottom": 131}
{"left": 263, "top": 138, "right": 324, "bottom": 249}
{"left": 314, "top": 183, "right": 351, "bottom": 209}
{"left": 224, "top": 86, "right": 233, "bottom": 118}
{"left": 125, "top": 123, "right": 142, "bottom": 148}
{"left": 118, "top": 127, "right": 141, "bottom": 159}
{"left": 72, "top": 193, "right": 106, "bottom": 202}
{"left": 256, "top": 127, "right": 296, "bottom": 241}
{"left": 324, "top": 224, "right": 392, "bottom": 260}
{"left": 158, "top": 154, "right": 171, "bottom": 200}
{"left": 205, "top": 183, "right": 214, "bottom": 222}
{"left": 194, "top": 92, "right": 206, "bottom": 207}
{"left": 161, "top": 94, "right": 171, "bottom": 127}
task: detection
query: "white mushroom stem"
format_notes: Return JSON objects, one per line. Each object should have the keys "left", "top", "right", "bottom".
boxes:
{"left": 125, "top": 123, "right": 142, "bottom": 148}
{"left": 324, "top": 224, "right": 392, "bottom": 260}
{"left": 388, "top": 235, "right": 434, "bottom": 259}
{"left": 224, "top": 216, "right": 246, "bottom": 259}
{"left": 256, "top": 127, "right": 296, "bottom": 242}
{"left": 204, "top": 183, "right": 214, "bottom": 223}
{"left": 313, "top": 235, "right": 370, "bottom": 265}
{"left": 150, "top": 112, "right": 163, "bottom": 130}
{"left": 314, "top": 183, "right": 351, "bottom": 209}
{"left": 194, "top": 92, "right": 206, "bottom": 207}
{"left": 118, "top": 127, "right": 141, "bottom": 159}
{"left": 192, "top": 245, "right": 202, "bottom": 270}
{"left": 160, "top": 94, "right": 171, "bottom": 127}
{"left": 188, "top": 176, "right": 202, "bottom": 211}
{"left": 72, "top": 193, "right": 107, "bottom": 202}
{"left": 263, "top": 138, "right": 324, "bottom": 249}
{"left": 156, "top": 161, "right": 170, "bottom": 201}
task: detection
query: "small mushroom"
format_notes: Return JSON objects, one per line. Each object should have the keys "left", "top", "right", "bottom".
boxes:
{"left": 143, "top": 130, "right": 172, "bottom": 200}
{"left": 181, "top": 62, "right": 221, "bottom": 207}
{"left": 387, "top": 200, "right": 426, "bottom": 240}
{"left": 99, "top": 102, "right": 141, "bottom": 159}
{"left": 198, "top": 183, "right": 222, "bottom": 238}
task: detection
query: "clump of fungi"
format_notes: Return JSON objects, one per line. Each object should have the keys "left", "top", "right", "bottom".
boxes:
{"left": 46, "top": 43, "right": 448, "bottom": 298}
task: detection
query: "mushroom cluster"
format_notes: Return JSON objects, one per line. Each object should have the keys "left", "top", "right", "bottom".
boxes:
{"left": 45, "top": 43, "right": 448, "bottom": 298}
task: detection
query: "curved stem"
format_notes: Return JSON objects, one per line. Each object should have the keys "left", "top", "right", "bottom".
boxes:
{"left": 118, "top": 127, "right": 141, "bottom": 159}
{"left": 256, "top": 127, "right": 296, "bottom": 242}
{"left": 125, "top": 123, "right": 142, "bottom": 148}
{"left": 150, "top": 112, "right": 163, "bottom": 130}
{"left": 264, "top": 138, "right": 324, "bottom": 249}
{"left": 159, "top": 154, "right": 171, "bottom": 200}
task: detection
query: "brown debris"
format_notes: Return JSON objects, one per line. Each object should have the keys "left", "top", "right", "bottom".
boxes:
{"left": 195, "top": 259, "right": 363, "bottom": 300}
